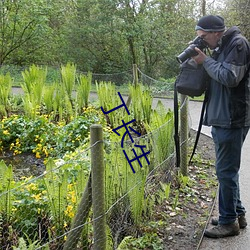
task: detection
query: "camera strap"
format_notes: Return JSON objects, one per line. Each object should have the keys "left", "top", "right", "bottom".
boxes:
{"left": 174, "top": 85, "right": 208, "bottom": 168}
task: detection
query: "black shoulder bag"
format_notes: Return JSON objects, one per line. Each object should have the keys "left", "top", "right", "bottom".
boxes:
{"left": 175, "top": 58, "right": 208, "bottom": 97}
{"left": 174, "top": 58, "right": 210, "bottom": 168}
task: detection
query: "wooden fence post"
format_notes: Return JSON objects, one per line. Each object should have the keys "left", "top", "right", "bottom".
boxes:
{"left": 91, "top": 124, "right": 106, "bottom": 250}
{"left": 133, "top": 64, "right": 138, "bottom": 86}
{"left": 126, "top": 64, "right": 138, "bottom": 107}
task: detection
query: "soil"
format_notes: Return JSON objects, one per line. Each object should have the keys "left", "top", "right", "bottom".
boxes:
{"left": 0, "top": 152, "right": 45, "bottom": 180}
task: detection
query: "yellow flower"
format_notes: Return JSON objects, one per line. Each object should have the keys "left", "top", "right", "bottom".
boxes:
{"left": 12, "top": 207, "right": 17, "bottom": 212}
{"left": 36, "top": 152, "right": 41, "bottom": 159}
{"left": 21, "top": 176, "right": 32, "bottom": 181}
{"left": 10, "top": 143, "right": 14, "bottom": 150}
{"left": 43, "top": 147, "right": 49, "bottom": 157}
{"left": 14, "top": 149, "right": 22, "bottom": 155}
{"left": 65, "top": 205, "right": 74, "bottom": 218}
{"left": 3, "top": 130, "right": 9, "bottom": 135}
{"left": 26, "top": 183, "right": 37, "bottom": 191}
{"left": 32, "top": 193, "right": 42, "bottom": 201}
{"left": 71, "top": 195, "right": 76, "bottom": 204}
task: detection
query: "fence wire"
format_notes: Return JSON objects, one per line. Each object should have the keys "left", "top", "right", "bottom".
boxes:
{"left": 0, "top": 68, "right": 192, "bottom": 249}
{"left": 137, "top": 68, "right": 175, "bottom": 96}
{"left": 0, "top": 119, "right": 181, "bottom": 249}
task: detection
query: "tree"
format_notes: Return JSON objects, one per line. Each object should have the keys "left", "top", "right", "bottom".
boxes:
{"left": 66, "top": 0, "right": 199, "bottom": 78}
{"left": 220, "top": 0, "right": 250, "bottom": 39}
{"left": 0, "top": 0, "right": 230, "bottom": 79}
{"left": 0, "top": 0, "right": 48, "bottom": 65}
{"left": 63, "top": 0, "right": 131, "bottom": 73}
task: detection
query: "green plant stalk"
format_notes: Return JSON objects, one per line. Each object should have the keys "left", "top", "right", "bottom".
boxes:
{"left": 43, "top": 85, "right": 55, "bottom": 113}
{"left": 21, "top": 65, "right": 47, "bottom": 118}
{"left": 105, "top": 141, "right": 147, "bottom": 226}
{"left": 0, "top": 161, "right": 14, "bottom": 222}
{"left": 6, "top": 179, "right": 11, "bottom": 222}
{"left": 22, "top": 96, "right": 35, "bottom": 119}
{"left": 0, "top": 73, "right": 12, "bottom": 106}
{"left": 43, "top": 159, "right": 68, "bottom": 230}
{"left": 129, "top": 84, "right": 152, "bottom": 124}
{"left": 165, "top": 183, "right": 171, "bottom": 200}
{"left": 159, "top": 182, "right": 171, "bottom": 201}
{"left": 178, "top": 173, "right": 190, "bottom": 189}
{"left": 61, "top": 63, "right": 76, "bottom": 101}
{"left": 77, "top": 72, "right": 92, "bottom": 110}
{"left": 126, "top": 143, "right": 149, "bottom": 225}
{"left": 0, "top": 73, "right": 12, "bottom": 116}
{"left": 52, "top": 84, "right": 73, "bottom": 121}
{"left": 0, "top": 105, "right": 7, "bottom": 117}
{"left": 145, "top": 101, "right": 174, "bottom": 165}
{"left": 96, "top": 81, "right": 129, "bottom": 128}
{"left": 172, "top": 190, "right": 179, "bottom": 210}
{"left": 129, "top": 84, "right": 142, "bottom": 122}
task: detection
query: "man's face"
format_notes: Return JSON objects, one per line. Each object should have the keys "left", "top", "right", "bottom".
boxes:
{"left": 196, "top": 30, "right": 221, "bottom": 49}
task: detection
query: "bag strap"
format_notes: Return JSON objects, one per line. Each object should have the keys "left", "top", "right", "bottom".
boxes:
{"left": 189, "top": 91, "right": 208, "bottom": 164}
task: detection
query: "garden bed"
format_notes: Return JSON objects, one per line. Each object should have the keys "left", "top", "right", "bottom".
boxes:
{"left": 104, "top": 130, "right": 217, "bottom": 250}
{"left": 0, "top": 129, "right": 217, "bottom": 250}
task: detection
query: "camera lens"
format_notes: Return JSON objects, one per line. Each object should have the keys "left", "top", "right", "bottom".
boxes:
{"left": 176, "top": 44, "right": 198, "bottom": 63}
{"left": 176, "top": 36, "right": 208, "bottom": 63}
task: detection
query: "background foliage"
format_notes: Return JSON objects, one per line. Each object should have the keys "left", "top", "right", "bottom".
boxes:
{"left": 1, "top": 0, "right": 248, "bottom": 80}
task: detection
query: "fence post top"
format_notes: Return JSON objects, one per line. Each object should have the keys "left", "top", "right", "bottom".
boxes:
{"left": 90, "top": 124, "right": 102, "bottom": 129}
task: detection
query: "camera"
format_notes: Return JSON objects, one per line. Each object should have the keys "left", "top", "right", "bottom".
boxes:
{"left": 176, "top": 36, "right": 208, "bottom": 64}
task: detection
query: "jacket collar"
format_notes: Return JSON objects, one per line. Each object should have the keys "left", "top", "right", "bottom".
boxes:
{"left": 221, "top": 26, "right": 241, "bottom": 46}
{"left": 212, "top": 26, "right": 241, "bottom": 58}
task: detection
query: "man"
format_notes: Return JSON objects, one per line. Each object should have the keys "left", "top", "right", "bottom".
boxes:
{"left": 192, "top": 15, "right": 250, "bottom": 238}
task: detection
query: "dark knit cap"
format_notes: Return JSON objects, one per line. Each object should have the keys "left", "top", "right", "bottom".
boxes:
{"left": 195, "top": 15, "right": 225, "bottom": 32}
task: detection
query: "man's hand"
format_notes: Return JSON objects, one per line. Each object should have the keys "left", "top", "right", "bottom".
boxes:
{"left": 192, "top": 47, "right": 207, "bottom": 64}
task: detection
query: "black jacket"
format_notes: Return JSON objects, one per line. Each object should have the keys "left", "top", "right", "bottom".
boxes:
{"left": 203, "top": 26, "right": 250, "bottom": 128}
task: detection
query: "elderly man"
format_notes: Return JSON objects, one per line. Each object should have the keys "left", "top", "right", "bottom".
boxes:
{"left": 192, "top": 15, "right": 250, "bottom": 238}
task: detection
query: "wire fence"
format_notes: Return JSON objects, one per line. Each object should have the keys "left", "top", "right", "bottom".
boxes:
{"left": 0, "top": 66, "right": 192, "bottom": 249}
{"left": 137, "top": 68, "right": 175, "bottom": 94}
{"left": 0, "top": 64, "right": 174, "bottom": 97}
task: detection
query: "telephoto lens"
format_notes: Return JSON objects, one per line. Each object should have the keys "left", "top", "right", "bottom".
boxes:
{"left": 176, "top": 36, "right": 208, "bottom": 63}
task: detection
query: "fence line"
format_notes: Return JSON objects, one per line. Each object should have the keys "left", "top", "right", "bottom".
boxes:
{"left": 0, "top": 117, "right": 179, "bottom": 249}
{"left": 0, "top": 65, "right": 192, "bottom": 249}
